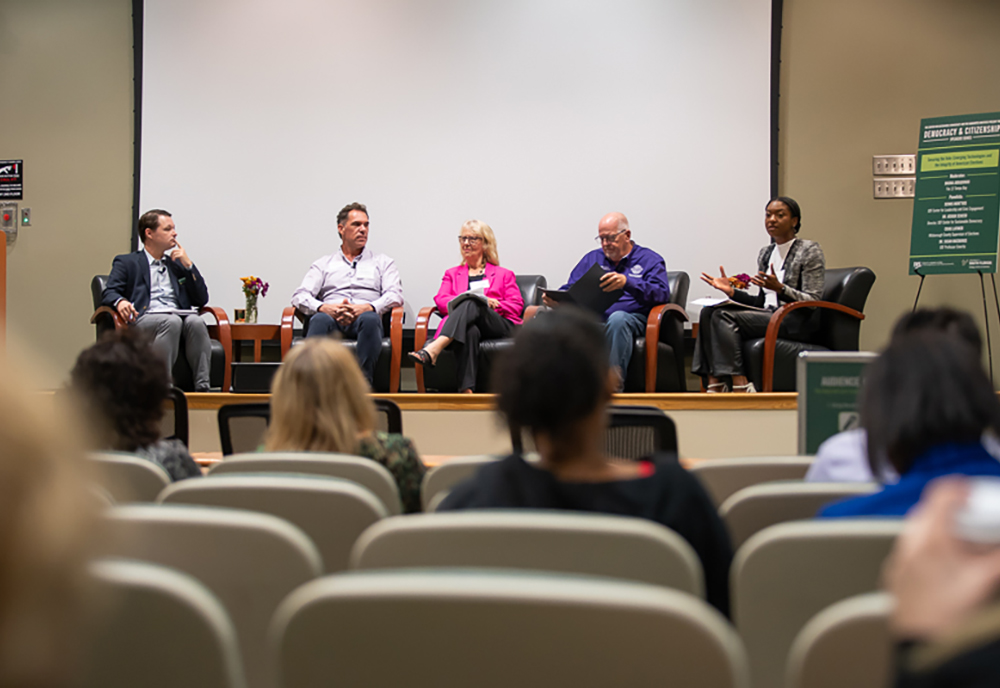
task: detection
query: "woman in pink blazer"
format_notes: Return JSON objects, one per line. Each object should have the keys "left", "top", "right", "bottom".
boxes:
{"left": 409, "top": 220, "right": 524, "bottom": 392}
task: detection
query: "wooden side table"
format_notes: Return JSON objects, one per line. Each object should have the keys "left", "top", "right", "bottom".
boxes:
{"left": 209, "top": 323, "right": 281, "bottom": 363}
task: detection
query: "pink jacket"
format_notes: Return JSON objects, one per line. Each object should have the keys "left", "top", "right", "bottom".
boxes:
{"left": 433, "top": 263, "right": 524, "bottom": 338}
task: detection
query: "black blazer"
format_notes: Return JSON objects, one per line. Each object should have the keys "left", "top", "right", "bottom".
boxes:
{"left": 101, "top": 249, "right": 210, "bottom": 314}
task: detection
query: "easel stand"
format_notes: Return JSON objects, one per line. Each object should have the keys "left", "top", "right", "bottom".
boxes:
{"left": 912, "top": 269, "right": 999, "bottom": 385}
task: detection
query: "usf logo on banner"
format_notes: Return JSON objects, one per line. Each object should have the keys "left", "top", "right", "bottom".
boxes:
{"left": 910, "top": 112, "right": 1000, "bottom": 275}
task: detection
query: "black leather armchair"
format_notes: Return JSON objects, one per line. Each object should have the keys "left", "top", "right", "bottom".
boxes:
{"left": 742, "top": 266, "right": 876, "bottom": 392}
{"left": 90, "top": 275, "right": 232, "bottom": 392}
{"left": 279, "top": 306, "right": 405, "bottom": 393}
{"left": 621, "top": 271, "right": 691, "bottom": 393}
{"left": 413, "top": 275, "right": 546, "bottom": 393}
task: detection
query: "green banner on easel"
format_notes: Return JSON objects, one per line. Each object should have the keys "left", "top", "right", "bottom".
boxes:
{"left": 910, "top": 112, "right": 1000, "bottom": 275}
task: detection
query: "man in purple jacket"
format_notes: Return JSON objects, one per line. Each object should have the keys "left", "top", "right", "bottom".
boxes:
{"left": 546, "top": 212, "right": 670, "bottom": 386}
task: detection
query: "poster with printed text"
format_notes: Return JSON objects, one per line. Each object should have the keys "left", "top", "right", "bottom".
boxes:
{"left": 910, "top": 112, "right": 1000, "bottom": 275}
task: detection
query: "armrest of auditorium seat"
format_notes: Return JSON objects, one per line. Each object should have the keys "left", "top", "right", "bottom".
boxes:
{"left": 91, "top": 305, "right": 127, "bottom": 331}
{"left": 280, "top": 304, "right": 404, "bottom": 393}
{"left": 761, "top": 300, "right": 865, "bottom": 392}
{"left": 199, "top": 306, "right": 233, "bottom": 393}
{"left": 414, "top": 306, "right": 443, "bottom": 393}
{"left": 643, "top": 303, "right": 689, "bottom": 393}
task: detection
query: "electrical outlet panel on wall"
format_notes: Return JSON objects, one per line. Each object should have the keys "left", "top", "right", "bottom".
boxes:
{"left": 873, "top": 177, "right": 916, "bottom": 198}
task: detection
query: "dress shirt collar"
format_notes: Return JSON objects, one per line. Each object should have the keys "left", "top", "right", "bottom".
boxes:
{"left": 144, "top": 247, "right": 167, "bottom": 266}
{"left": 337, "top": 246, "right": 369, "bottom": 265}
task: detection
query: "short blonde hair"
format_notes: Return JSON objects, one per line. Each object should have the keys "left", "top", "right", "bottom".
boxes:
{"left": 459, "top": 219, "right": 500, "bottom": 266}
{"left": 0, "top": 373, "right": 96, "bottom": 687}
{"left": 265, "top": 338, "right": 376, "bottom": 453}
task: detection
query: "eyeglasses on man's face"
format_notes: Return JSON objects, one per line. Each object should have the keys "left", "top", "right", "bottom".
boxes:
{"left": 595, "top": 228, "right": 627, "bottom": 244}
{"left": 458, "top": 236, "right": 483, "bottom": 245}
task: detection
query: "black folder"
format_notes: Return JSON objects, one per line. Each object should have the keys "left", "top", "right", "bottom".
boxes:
{"left": 542, "top": 263, "right": 623, "bottom": 317}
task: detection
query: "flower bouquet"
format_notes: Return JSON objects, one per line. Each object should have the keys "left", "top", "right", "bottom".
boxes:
{"left": 728, "top": 273, "right": 753, "bottom": 291}
{"left": 239, "top": 276, "right": 269, "bottom": 323}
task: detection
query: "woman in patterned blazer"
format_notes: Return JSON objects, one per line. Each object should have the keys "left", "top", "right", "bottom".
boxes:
{"left": 692, "top": 197, "right": 825, "bottom": 393}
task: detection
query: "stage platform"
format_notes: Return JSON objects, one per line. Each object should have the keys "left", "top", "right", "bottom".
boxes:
{"left": 186, "top": 392, "right": 800, "bottom": 461}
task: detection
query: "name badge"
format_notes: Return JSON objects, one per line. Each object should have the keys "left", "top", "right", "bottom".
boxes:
{"left": 354, "top": 261, "right": 377, "bottom": 282}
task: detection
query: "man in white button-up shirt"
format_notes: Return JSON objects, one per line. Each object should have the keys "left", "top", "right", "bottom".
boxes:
{"left": 291, "top": 202, "right": 404, "bottom": 385}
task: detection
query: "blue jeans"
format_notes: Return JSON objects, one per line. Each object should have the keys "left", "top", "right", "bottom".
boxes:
{"left": 605, "top": 310, "right": 646, "bottom": 387}
{"left": 306, "top": 310, "right": 383, "bottom": 385}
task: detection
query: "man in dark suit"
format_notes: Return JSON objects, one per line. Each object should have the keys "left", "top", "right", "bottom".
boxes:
{"left": 101, "top": 209, "right": 213, "bottom": 391}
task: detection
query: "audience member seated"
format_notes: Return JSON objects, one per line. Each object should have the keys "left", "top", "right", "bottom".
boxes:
{"left": 409, "top": 219, "right": 524, "bottom": 393}
{"left": 885, "top": 477, "right": 1000, "bottom": 687}
{"left": 541, "top": 212, "right": 670, "bottom": 389}
{"left": 819, "top": 332, "right": 1000, "bottom": 518}
{"left": 693, "top": 196, "right": 824, "bottom": 393}
{"left": 439, "top": 307, "right": 732, "bottom": 614}
{"left": 807, "top": 307, "right": 1000, "bottom": 484}
{"left": 0, "top": 365, "right": 96, "bottom": 687}
{"left": 71, "top": 330, "right": 202, "bottom": 481}
{"left": 264, "top": 337, "right": 426, "bottom": 513}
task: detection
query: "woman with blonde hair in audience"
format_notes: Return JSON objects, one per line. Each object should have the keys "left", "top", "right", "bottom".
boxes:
{"left": 265, "top": 337, "right": 425, "bottom": 512}
{"left": 409, "top": 219, "right": 524, "bottom": 392}
{"left": 0, "top": 366, "right": 97, "bottom": 687}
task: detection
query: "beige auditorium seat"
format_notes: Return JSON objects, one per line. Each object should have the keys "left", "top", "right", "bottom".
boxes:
{"left": 786, "top": 592, "right": 894, "bottom": 688}
{"left": 731, "top": 520, "right": 902, "bottom": 688}
{"left": 89, "top": 451, "right": 171, "bottom": 503}
{"left": 159, "top": 474, "right": 387, "bottom": 572}
{"left": 100, "top": 505, "right": 321, "bottom": 688}
{"left": 82, "top": 559, "right": 246, "bottom": 688}
{"left": 209, "top": 452, "right": 403, "bottom": 515}
{"left": 688, "top": 457, "right": 815, "bottom": 507}
{"left": 720, "top": 482, "right": 878, "bottom": 549}
{"left": 271, "top": 570, "right": 749, "bottom": 688}
{"left": 420, "top": 454, "right": 498, "bottom": 511}
{"left": 350, "top": 511, "right": 704, "bottom": 595}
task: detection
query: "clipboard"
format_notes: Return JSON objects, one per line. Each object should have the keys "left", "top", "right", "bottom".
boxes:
{"left": 542, "top": 263, "right": 623, "bottom": 316}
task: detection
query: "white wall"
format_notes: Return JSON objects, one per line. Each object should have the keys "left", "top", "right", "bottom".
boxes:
{"left": 140, "top": 0, "right": 773, "bottom": 323}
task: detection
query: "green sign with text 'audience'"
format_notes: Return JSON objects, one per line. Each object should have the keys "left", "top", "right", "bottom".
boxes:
{"left": 910, "top": 111, "right": 1000, "bottom": 275}
{"left": 797, "top": 352, "right": 877, "bottom": 455}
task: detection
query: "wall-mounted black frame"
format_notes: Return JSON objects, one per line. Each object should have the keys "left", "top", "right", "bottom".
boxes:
{"left": 131, "top": 0, "right": 144, "bottom": 250}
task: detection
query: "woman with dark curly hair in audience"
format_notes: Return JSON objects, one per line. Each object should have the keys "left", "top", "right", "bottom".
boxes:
{"left": 439, "top": 306, "right": 733, "bottom": 614}
{"left": 70, "top": 329, "right": 202, "bottom": 481}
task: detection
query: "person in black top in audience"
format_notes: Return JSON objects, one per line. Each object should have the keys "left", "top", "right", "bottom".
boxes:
{"left": 70, "top": 329, "right": 202, "bottom": 481}
{"left": 439, "top": 306, "right": 733, "bottom": 614}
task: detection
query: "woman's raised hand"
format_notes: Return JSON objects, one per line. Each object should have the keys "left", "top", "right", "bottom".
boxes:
{"left": 751, "top": 266, "right": 784, "bottom": 293}
{"left": 700, "top": 266, "right": 734, "bottom": 297}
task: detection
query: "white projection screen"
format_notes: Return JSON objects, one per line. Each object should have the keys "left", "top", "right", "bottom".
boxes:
{"left": 139, "top": 0, "right": 773, "bottom": 326}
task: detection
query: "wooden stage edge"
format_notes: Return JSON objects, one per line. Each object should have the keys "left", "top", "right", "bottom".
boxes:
{"left": 186, "top": 392, "right": 799, "bottom": 412}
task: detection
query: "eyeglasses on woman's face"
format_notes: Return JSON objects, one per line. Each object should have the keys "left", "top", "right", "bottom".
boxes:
{"left": 458, "top": 235, "right": 483, "bottom": 245}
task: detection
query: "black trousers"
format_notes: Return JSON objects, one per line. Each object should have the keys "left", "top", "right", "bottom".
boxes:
{"left": 691, "top": 305, "right": 796, "bottom": 378}
{"left": 436, "top": 299, "right": 514, "bottom": 391}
